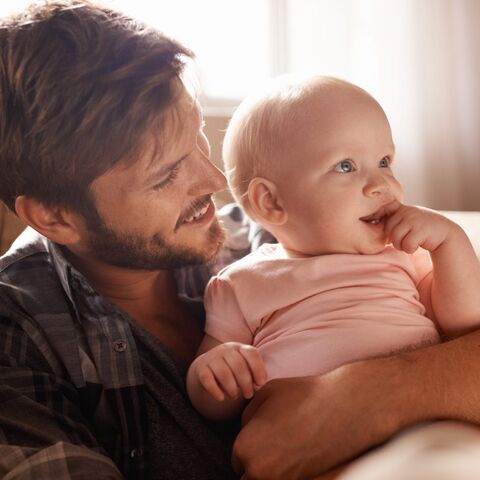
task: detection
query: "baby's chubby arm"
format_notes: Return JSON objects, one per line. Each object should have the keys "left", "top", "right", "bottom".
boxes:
{"left": 384, "top": 200, "right": 480, "bottom": 335}
{"left": 186, "top": 334, "right": 267, "bottom": 421}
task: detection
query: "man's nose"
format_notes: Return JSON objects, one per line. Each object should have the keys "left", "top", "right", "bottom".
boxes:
{"left": 187, "top": 155, "right": 227, "bottom": 196}
{"left": 363, "top": 174, "right": 390, "bottom": 197}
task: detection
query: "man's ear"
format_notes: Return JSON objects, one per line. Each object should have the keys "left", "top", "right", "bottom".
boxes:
{"left": 15, "top": 195, "right": 83, "bottom": 245}
{"left": 247, "top": 177, "right": 288, "bottom": 226}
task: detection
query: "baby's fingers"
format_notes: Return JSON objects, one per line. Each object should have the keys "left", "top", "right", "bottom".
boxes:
{"left": 382, "top": 199, "right": 403, "bottom": 217}
{"left": 223, "top": 349, "right": 258, "bottom": 399}
{"left": 238, "top": 346, "right": 267, "bottom": 389}
{"left": 398, "top": 230, "right": 424, "bottom": 253}
{"left": 384, "top": 203, "right": 409, "bottom": 238}
{"left": 388, "top": 222, "right": 412, "bottom": 251}
{"left": 208, "top": 357, "right": 245, "bottom": 399}
{"left": 384, "top": 212, "right": 404, "bottom": 239}
{"left": 197, "top": 365, "right": 228, "bottom": 402}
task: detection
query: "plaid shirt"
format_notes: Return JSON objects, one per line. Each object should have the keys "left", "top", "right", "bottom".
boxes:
{"left": 0, "top": 204, "right": 273, "bottom": 480}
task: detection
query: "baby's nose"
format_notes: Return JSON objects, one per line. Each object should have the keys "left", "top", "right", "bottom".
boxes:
{"left": 363, "top": 177, "right": 390, "bottom": 197}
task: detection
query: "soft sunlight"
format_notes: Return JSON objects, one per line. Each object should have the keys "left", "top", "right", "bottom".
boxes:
{"left": 112, "top": 0, "right": 272, "bottom": 103}
{"left": 0, "top": 0, "right": 32, "bottom": 16}
{"left": 1, "top": 0, "right": 273, "bottom": 104}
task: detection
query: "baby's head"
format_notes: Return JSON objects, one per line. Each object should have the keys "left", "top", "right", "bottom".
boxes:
{"left": 223, "top": 75, "right": 403, "bottom": 256}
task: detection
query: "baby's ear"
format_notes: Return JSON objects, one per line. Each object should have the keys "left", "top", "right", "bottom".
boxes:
{"left": 247, "top": 177, "right": 288, "bottom": 226}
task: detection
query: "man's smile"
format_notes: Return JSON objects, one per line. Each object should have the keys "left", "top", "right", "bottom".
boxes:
{"left": 177, "top": 195, "right": 216, "bottom": 229}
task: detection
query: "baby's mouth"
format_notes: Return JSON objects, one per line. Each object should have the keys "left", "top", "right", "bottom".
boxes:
{"left": 359, "top": 208, "right": 387, "bottom": 225}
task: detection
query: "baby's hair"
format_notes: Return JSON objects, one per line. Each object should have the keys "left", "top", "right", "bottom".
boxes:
{"left": 222, "top": 75, "right": 368, "bottom": 214}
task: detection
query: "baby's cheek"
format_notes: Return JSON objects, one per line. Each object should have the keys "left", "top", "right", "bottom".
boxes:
{"left": 391, "top": 178, "right": 404, "bottom": 202}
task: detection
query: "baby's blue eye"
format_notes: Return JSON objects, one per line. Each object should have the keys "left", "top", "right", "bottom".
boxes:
{"left": 379, "top": 157, "right": 390, "bottom": 168}
{"left": 335, "top": 160, "right": 355, "bottom": 173}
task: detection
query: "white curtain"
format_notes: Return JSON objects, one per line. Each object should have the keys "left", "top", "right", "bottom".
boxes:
{"left": 286, "top": 0, "right": 480, "bottom": 210}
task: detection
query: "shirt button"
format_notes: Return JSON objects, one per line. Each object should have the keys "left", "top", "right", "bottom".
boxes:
{"left": 113, "top": 340, "right": 127, "bottom": 352}
{"left": 130, "top": 448, "right": 144, "bottom": 459}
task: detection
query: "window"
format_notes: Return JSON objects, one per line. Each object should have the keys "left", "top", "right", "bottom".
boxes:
{"left": 113, "top": 0, "right": 282, "bottom": 112}
{"left": 1, "top": 0, "right": 410, "bottom": 112}
{"left": 109, "top": 0, "right": 414, "bottom": 113}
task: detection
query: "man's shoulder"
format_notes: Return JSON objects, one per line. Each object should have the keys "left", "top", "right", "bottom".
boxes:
{"left": 0, "top": 227, "right": 56, "bottom": 293}
{"left": 0, "top": 228, "right": 86, "bottom": 383}
{"left": 0, "top": 227, "right": 50, "bottom": 273}
{"left": 0, "top": 227, "right": 60, "bottom": 318}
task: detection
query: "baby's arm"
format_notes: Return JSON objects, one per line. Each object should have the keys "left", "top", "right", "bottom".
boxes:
{"left": 186, "top": 334, "right": 267, "bottom": 421}
{"left": 384, "top": 201, "right": 480, "bottom": 335}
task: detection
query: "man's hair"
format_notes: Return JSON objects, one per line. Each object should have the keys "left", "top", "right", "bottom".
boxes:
{"left": 0, "top": 0, "right": 193, "bottom": 215}
{"left": 222, "top": 75, "right": 365, "bottom": 214}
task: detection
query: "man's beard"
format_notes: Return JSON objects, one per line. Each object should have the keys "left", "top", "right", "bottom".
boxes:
{"left": 83, "top": 208, "right": 226, "bottom": 271}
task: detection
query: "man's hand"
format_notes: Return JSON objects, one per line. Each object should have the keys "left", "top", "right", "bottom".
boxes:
{"left": 231, "top": 327, "right": 480, "bottom": 480}
{"left": 192, "top": 342, "right": 267, "bottom": 401}
{"left": 384, "top": 201, "right": 461, "bottom": 253}
{"left": 232, "top": 355, "right": 422, "bottom": 480}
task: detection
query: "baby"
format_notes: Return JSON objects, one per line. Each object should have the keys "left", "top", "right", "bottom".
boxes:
{"left": 187, "top": 76, "right": 480, "bottom": 420}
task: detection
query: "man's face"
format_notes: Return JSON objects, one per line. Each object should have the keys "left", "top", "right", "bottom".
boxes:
{"left": 82, "top": 86, "right": 227, "bottom": 270}
{"left": 274, "top": 86, "right": 403, "bottom": 256}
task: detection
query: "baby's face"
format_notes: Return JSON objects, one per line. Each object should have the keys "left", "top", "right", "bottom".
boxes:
{"left": 274, "top": 85, "right": 403, "bottom": 256}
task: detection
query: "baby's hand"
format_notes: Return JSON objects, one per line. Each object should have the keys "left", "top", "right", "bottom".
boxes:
{"left": 193, "top": 342, "right": 267, "bottom": 402}
{"left": 384, "top": 200, "right": 459, "bottom": 253}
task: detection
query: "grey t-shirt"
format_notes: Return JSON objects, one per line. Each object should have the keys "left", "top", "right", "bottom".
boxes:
{"left": 131, "top": 320, "right": 239, "bottom": 480}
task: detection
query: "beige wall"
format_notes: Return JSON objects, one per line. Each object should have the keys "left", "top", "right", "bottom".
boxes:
{"left": 0, "top": 204, "right": 25, "bottom": 255}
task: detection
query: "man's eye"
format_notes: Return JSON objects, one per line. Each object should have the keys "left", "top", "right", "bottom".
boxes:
{"left": 379, "top": 157, "right": 391, "bottom": 168}
{"left": 334, "top": 160, "right": 355, "bottom": 173}
{"left": 153, "top": 163, "right": 181, "bottom": 190}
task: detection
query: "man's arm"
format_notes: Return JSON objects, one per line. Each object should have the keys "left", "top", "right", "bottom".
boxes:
{"left": 0, "top": 371, "right": 124, "bottom": 479}
{"left": 0, "top": 314, "right": 124, "bottom": 480}
{"left": 0, "top": 443, "right": 122, "bottom": 480}
{"left": 232, "top": 328, "right": 480, "bottom": 479}
{"left": 0, "top": 359, "right": 124, "bottom": 480}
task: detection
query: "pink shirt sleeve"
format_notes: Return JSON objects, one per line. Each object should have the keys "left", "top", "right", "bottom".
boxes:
{"left": 204, "top": 276, "right": 254, "bottom": 344}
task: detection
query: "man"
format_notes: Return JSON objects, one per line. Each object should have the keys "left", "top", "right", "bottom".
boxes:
{"left": 2, "top": 2, "right": 480, "bottom": 480}
{"left": 0, "top": 1, "right": 237, "bottom": 478}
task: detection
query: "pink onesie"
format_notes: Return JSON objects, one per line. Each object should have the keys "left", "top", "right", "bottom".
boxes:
{"left": 204, "top": 244, "right": 440, "bottom": 381}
